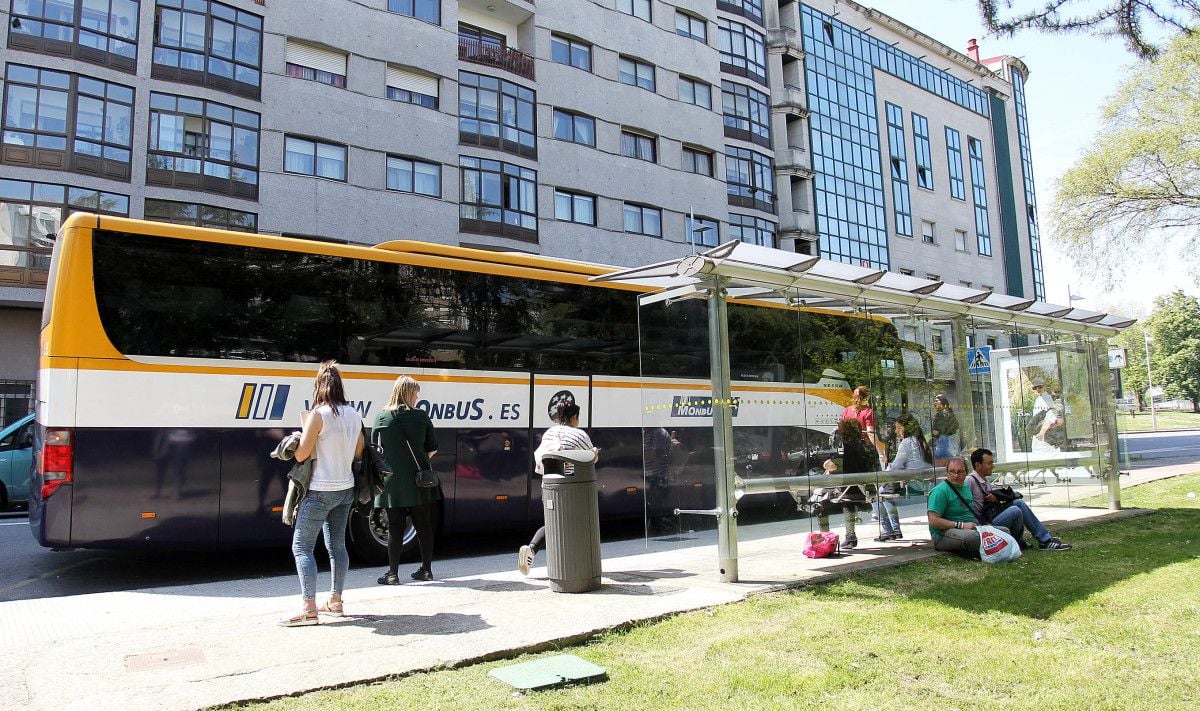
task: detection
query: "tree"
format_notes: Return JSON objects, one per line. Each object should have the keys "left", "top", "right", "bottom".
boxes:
{"left": 1111, "top": 321, "right": 1149, "bottom": 409}
{"left": 1147, "top": 290, "right": 1200, "bottom": 411}
{"left": 977, "top": 0, "right": 1199, "bottom": 59}
{"left": 1048, "top": 30, "right": 1200, "bottom": 290}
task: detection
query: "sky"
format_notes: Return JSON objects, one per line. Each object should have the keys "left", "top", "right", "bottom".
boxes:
{"left": 862, "top": 0, "right": 1195, "bottom": 316}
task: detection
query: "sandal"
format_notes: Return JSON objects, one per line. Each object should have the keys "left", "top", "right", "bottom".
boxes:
{"left": 278, "top": 610, "right": 318, "bottom": 627}
{"left": 320, "top": 600, "right": 344, "bottom": 617}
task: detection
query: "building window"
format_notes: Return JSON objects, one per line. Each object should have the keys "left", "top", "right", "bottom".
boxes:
{"left": 912, "top": 112, "right": 933, "bottom": 190}
{"left": 458, "top": 22, "right": 504, "bottom": 51}
{"left": 458, "top": 71, "right": 537, "bottom": 159}
{"left": 678, "top": 76, "right": 712, "bottom": 109}
{"left": 152, "top": 0, "right": 262, "bottom": 99}
{"left": 721, "top": 80, "right": 770, "bottom": 148}
{"left": 386, "top": 155, "right": 441, "bottom": 197}
{"left": 885, "top": 102, "right": 912, "bottom": 237}
{"left": 676, "top": 11, "right": 707, "bottom": 42}
{"left": 945, "top": 126, "right": 965, "bottom": 200}
{"left": 9, "top": 0, "right": 140, "bottom": 71}
{"left": 146, "top": 92, "right": 258, "bottom": 198}
{"left": 716, "top": 0, "right": 763, "bottom": 25}
{"left": 387, "top": 66, "right": 439, "bottom": 109}
{"left": 618, "top": 0, "right": 650, "bottom": 22}
{"left": 0, "top": 179, "right": 127, "bottom": 269}
{"left": 285, "top": 40, "right": 346, "bottom": 88}
{"left": 717, "top": 19, "right": 767, "bottom": 85}
{"left": 284, "top": 135, "right": 346, "bottom": 181}
{"left": 683, "top": 146, "right": 713, "bottom": 176}
{"left": 729, "top": 213, "right": 775, "bottom": 247}
{"left": 552, "top": 109, "right": 595, "bottom": 147}
{"left": 931, "top": 330, "right": 945, "bottom": 353}
{"left": 387, "top": 0, "right": 439, "bottom": 25}
{"left": 1012, "top": 68, "right": 1045, "bottom": 300}
{"left": 921, "top": 220, "right": 935, "bottom": 245}
{"left": 688, "top": 215, "right": 719, "bottom": 247}
{"left": 954, "top": 228, "right": 968, "bottom": 252}
{"left": 554, "top": 189, "right": 595, "bottom": 225}
{"left": 459, "top": 155, "right": 538, "bottom": 241}
{"left": 968, "top": 136, "right": 992, "bottom": 256}
{"left": 621, "top": 130, "right": 656, "bottom": 162}
{"left": 623, "top": 203, "right": 661, "bottom": 237}
{"left": 724, "top": 146, "right": 774, "bottom": 212}
{"left": 1, "top": 64, "right": 134, "bottom": 181}
{"left": 144, "top": 198, "right": 257, "bottom": 232}
{"left": 550, "top": 34, "right": 591, "bottom": 72}
{"left": 618, "top": 56, "right": 655, "bottom": 92}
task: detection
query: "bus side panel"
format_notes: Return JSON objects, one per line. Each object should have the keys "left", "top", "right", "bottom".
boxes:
{"left": 588, "top": 427, "right": 647, "bottom": 521}
{"left": 71, "top": 429, "right": 222, "bottom": 549}
{"left": 216, "top": 428, "right": 293, "bottom": 548}
{"left": 450, "top": 428, "right": 530, "bottom": 534}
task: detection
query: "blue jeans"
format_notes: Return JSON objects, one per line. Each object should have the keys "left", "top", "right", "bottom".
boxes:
{"left": 991, "top": 499, "right": 1050, "bottom": 544}
{"left": 291, "top": 487, "right": 354, "bottom": 601}
{"left": 874, "top": 499, "right": 901, "bottom": 535}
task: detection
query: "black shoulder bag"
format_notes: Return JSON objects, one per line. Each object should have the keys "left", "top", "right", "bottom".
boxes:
{"left": 353, "top": 426, "right": 392, "bottom": 509}
{"left": 404, "top": 438, "right": 439, "bottom": 488}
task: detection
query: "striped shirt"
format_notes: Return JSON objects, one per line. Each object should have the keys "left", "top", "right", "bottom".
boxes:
{"left": 534, "top": 424, "right": 594, "bottom": 474}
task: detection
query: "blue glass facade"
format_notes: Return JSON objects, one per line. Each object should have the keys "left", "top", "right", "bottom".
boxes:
{"left": 1011, "top": 68, "right": 1045, "bottom": 299}
{"left": 800, "top": 4, "right": 991, "bottom": 269}
{"left": 912, "top": 113, "right": 933, "bottom": 190}
{"left": 945, "top": 126, "right": 966, "bottom": 200}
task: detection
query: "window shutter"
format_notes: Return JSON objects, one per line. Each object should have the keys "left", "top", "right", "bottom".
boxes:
{"left": 386, "top": 66, "right": 439, "bottom": 98}
{"left": 285, "top": 40, "right": 347, "bottom": 76}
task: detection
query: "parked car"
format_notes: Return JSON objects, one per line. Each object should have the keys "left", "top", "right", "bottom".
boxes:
{"left": 0, "top": 414, "right": 34, "bottom": 510}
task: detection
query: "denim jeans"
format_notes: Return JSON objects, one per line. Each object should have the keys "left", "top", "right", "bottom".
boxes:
{"left": 874, "top": 499, "right": 901, "bottom": 535}
{"left": 991, "top": 499, "right": 1051, "bottom": 544}
{"left": 291, "top": 487, "right": 354, "bottom": 601}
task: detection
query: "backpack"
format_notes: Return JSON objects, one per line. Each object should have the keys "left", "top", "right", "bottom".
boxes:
{"left": 803, "top": 531, "right": 841, "bottom": 559}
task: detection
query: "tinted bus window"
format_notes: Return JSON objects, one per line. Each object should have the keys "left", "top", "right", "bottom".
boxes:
{"left": 91, "top": 230, "right": 639, "bottom": 374}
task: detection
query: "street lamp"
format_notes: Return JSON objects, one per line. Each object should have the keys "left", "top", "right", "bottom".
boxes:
{"left": 1144, "top": 333, "right": 1157, "bottom": 430}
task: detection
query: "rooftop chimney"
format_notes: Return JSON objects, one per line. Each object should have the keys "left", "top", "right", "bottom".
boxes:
{"left": 967, "top": 38, "right": 980, "bottom": 62}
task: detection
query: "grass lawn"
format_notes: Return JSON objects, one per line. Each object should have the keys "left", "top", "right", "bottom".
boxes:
{"left": 1116, "top": 409, "right": 1200, "bottom": 432}
{"left": 234, "top": 475, "right": 1200, "bottom": 711}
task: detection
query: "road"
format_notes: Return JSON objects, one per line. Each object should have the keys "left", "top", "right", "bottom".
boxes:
{"left": 1, "top": 429, "right": 1196, "bottom": 603}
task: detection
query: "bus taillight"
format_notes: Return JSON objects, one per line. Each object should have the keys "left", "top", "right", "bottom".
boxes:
{"left": 40, "top": 428, "right": 74, "bottom": 499}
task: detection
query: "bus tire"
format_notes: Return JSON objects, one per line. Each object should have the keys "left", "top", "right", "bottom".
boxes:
{"left": 346, "top": 506, "right": 391, "bottom": 565}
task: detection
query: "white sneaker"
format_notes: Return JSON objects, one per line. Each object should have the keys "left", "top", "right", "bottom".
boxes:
{"left": 518, "top": 545, "right": 534, "bottom": 575}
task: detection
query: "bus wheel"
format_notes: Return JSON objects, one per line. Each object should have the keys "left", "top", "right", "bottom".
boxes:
{"left": 346, "top": 507, "right": 397, "bottom": 565}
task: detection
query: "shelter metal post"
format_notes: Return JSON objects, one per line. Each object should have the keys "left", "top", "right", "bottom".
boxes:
{"left": 1092, "top": 339, "right": 1122, "bottom": 509}
{"left": 708, "top": 276, "right": 738, "bottom": 582}
{"left": 950, "top": 316, "right": 978, "bottom": 450}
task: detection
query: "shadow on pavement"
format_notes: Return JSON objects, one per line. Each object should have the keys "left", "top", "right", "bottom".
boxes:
{"left": 324, "top": 611, "right": 491, "bottom": 636}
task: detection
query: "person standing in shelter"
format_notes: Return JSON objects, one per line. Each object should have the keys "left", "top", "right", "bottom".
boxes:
{"left": 841, "top": 386, "right": 883, "bottom": 465}
{"left": 813, "top": 417, "right": 877, "bottom": 549}
{"left": 930, "top": 393, "right": 960, "bottom": 467}
{"left": 518, "top": 402, "right": 598, "bottom": 575}
{"left": 374, "top": 375, "right": 440, "bottom": 585}
{"left": 280, "top": 361, "right": 364, "bottom": 627}
{"left": 877, "top": 412, "right": 931, "bottom": 541}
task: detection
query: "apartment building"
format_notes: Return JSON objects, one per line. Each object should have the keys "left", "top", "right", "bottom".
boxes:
{"left": 0, "top": 0, "right": 1045, "bottom": 396}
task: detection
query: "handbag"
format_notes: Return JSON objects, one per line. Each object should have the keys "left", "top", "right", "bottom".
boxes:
{"left": 979, "top": 485, "right": 1022, "bottom": 524}
{"left": 404, "top": 438, "right": 438, "bottom": 489}
{"left": 803, "top": 531, "right": 841, "bottom": 558}
{"left": 353, "top": 426, "right": 390, "bottom": 509}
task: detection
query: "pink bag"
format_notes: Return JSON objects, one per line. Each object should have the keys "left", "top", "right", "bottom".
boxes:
{"left": 803, "top": 531, "right": 840, "bottom": 558}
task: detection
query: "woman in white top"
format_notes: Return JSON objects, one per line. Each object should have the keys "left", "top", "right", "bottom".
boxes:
{"left": 280, "top": 361, "right": 364, "bottom": 627}
{"left": 875, "top": 413, "right": 932, "bottom": 541}
{"left": 517, "top": 402, "right": 598, "bottom": 575}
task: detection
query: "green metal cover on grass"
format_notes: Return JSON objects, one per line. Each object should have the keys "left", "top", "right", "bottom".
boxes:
{"left": 488, "top": 654, "right": 607, "bottom": 690}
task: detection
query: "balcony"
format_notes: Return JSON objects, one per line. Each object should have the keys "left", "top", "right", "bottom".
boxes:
{"left": 772, "top": 84, "right": 808, "bottom": 118}
{"left": 779, "top": 211, "right": 817, "bottom": 241}
{"left": 775, "top": 148, "right": 813, "bottom": 178}
{"left": 767, "top": 26, "right": 803, "bottom": 60}
{"left": 458, "top": 37, "right": 535, "bottom": 81}
{"left": 0, "top": 245, "right": 51, "bottom": 290}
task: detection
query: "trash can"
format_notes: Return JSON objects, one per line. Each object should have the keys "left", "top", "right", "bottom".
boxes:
{"left": 541, "top": 449, "right": 602, "bottom": 593}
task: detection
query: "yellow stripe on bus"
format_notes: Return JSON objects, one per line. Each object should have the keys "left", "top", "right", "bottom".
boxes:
{"left": 236, "top": 383, "right": 255, "bottom": 419}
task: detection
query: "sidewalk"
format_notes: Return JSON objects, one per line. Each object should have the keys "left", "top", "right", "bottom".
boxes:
{"left": 0, "top": 462, "right": 1191, "bottom": 711}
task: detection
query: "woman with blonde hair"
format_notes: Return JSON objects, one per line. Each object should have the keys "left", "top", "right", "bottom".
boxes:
{"left": 281, "top": 361, "right": 364, "bottom": 627}
{"left": 373, "top": 375, "right": 439, "bottom": 585}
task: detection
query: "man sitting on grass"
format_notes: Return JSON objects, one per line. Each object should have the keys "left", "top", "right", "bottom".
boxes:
{"left": 927, "top": 457, "right": 992, "bottom": 556}
{"left": 966, "top": 448, "right": 1072, "bottom": 551}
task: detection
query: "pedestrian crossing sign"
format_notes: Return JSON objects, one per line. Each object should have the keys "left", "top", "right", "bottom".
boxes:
{"left": 967, "top": 346, "right": 991, "bottom": 374}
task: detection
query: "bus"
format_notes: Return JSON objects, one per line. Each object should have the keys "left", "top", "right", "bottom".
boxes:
{"left": 31, "top": 214, "right": 912, "bottom": 561}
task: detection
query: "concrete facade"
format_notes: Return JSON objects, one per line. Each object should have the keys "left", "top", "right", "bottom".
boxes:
{"left": 0, "top": 0, "right": 1046, "bottom": 383}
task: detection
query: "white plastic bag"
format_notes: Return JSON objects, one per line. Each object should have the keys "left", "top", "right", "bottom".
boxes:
{"left": 978, "top": 524, "right": 1022, "bottom": 563}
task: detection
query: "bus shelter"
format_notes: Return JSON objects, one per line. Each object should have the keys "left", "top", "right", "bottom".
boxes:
{"left": 593, "top": 242, "right": 1135, "bottom": 583}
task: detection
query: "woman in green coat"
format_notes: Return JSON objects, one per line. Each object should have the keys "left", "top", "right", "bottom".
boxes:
{"left": 373, "top": 375, "right": 439, "bottom": 585}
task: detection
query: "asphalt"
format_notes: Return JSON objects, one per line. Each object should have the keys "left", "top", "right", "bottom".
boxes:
{"left": 0, "top": 461, "right": 1193, "bottom": 711}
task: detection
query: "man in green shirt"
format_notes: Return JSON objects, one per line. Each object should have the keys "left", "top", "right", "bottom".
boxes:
{"left": 927, "top": 457, "right": 984, "bottom": 555}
